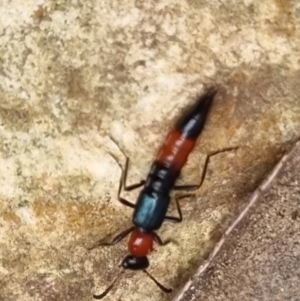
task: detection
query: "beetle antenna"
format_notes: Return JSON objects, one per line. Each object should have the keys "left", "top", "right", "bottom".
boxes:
{"left": 143, "top": 269, "right": 172, "bottom": 293}
{"left": 93, "top": 269, "right": 125, "bottom": 299}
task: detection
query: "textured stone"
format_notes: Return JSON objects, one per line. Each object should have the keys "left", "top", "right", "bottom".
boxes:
{"left": 174, "top": 141, "right": 300, "bottom": 301}
{"left": 0, "top": 1, "right": 300, "bottom": 301}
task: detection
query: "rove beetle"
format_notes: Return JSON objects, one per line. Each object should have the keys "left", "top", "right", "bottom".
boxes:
{"left": 89, "top": 88, "right": 237, "bottom": 298}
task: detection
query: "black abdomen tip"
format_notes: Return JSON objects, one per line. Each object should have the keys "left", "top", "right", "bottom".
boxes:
{"left": 193, "top": 86, "right": 218, "bottom": 113}
{"left": 174, "top": 87, "right": 218, "bottom": 139}
{"left": 199, "top": 87, "right": 218, "bottom": 104}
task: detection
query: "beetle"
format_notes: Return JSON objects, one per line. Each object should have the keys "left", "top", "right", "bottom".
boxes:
{"left": 89, "top": 88, "right": 237, "bottom": 298}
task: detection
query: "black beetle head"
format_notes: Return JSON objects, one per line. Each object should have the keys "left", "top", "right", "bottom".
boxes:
{"left": 121, "top": 255, "right": 149, "bottom": 270}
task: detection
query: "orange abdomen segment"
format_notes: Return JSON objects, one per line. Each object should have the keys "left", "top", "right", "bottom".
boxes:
{"left": 157, "top": 129, "right": 196, "bottom": 171}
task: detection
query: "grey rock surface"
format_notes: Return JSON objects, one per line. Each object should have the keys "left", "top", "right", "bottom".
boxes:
{"left": 174, "top": 141, "right": 300, "bottom": 301}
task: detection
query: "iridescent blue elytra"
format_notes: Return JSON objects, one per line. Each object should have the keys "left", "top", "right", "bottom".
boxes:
{"left": 132, "top": 160, "right": 179, "bottom": 231}
{"left": 133, "top": 193, "right": 170, "bottom": 231}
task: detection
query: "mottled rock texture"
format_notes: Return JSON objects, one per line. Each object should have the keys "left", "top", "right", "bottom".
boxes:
{"left": 0, "top": 1, "right": 299, "bottom": 301}
{"left": 175, "top": 141, "right": 300, "bottom": 301}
